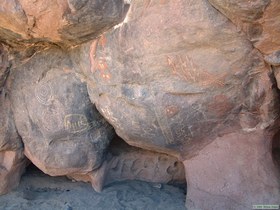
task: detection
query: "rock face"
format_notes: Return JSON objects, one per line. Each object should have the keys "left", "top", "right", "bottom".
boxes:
{"left": 0, "top": 42, "right": 26, "bottom": 195}
{"left": 0, "top": 43, "right": 9, "bottom": 90}
{"left": 184, "top": 131, "right": 280, "bottom": 210}
{"left": 10, "top": 48, "right": 115, "bottom": 186}
{"left": 78, "top": 0, "right": 280, "bottom": 208}
{"left": 208, "top": 0, "right": 280, "bottom": 55}
{"left": 105, "top": 138, "right": 185, "bottom": 186}
{"left": 69, "top": 138, "right": 186, "bottom": 192}
{"left": 0, "top": 0, "right": 129, "bottom": 47}
{"left": 0, "top": 0, "right": 280, "bottom": 209}
{"left": 83, "top": 0, "right": 277, "bottom": 155}
{"left": 0, "top": 86, "right": 26, "bottom": 195}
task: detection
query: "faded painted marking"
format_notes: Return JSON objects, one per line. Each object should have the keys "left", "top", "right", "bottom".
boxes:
{"left": 89, "top": 39, "right": 111, "bottom": 80}
{"left": 90, "top": 40, "right": 98, "bottom": 73}
{"left": 151, "top": 89, "right": 175, "bottom": 145}
{"left": 167, "top": 54, "right": 226, "bottom": 87}
{"left": 98, "top": 35, "right": 107, "bottom": 49}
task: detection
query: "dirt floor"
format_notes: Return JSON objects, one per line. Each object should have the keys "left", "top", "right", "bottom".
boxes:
{"left": 0, "top": 165, "right": 187, "bottom": 210}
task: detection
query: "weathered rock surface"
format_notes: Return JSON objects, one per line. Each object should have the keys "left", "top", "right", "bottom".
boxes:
{"left": 68, "top": 137, "right": 185, "bottom": 192}
{"left": 273, "top": 131, "right": 280, "bottom": 168}
{"left": 265, "top": 50, "right": 280, "bottom": 66}
{"left": 81, "top": 0, "right": 277, "bottom": 156}
{"left": 10, "top": 48, "right": 115, "bottom": 184}
{"left": 0, "top": 0, "right": 280, "bottom": 209}
{"left": 0, "top": 86, "right": 26, "bottom": 195}
{"left": 273, "top": 66, "right": 280, "bottom": 89}
{"left": 76, "top": 0, "right": 280, "bottom": 208}
{"left": 0, "top": 0, "right": 129, "bottom": 47}
{"left": 105, "top": 138, "right": 185, "bottom": 185}
{"left": 184, "top": 131, "right": 280, "bottom": 210}
{"left": 0, "top": 43, "right": 9, "bottom": 90}
{"left": 208, "top": 0, "right": 280, "bottom": 55}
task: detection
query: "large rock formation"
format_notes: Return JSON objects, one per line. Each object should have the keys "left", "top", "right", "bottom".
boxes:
{"left": 7, "top": 45, "right": 185, "bottom": 194}
{"left": 76, "top": 0, "right": 280, "bottom": 209}
{"left": 0, "top": 42, "right": 26, "bottom": 194}
{"left": 69, "top": 138, "right": 186, "bottom": 191}
{"left": 0, "top": 0, "right": 279, "bottom": 210}
{"left": 9, "top": 47, "right": 116, "bottom": 192}
{"left": 208, "top": 0, "right": 280, "bottom": 55}
{"left": 0, "top": 81, "right": 26, "bottom": 195}
{"left": 0, "top": 43, "right": 9, "bottom": 90}
{"left": 0, "top": 0, "right": 129, "bottom": 47}
{"left": 105, "top": 138, "right": 185, "bottom": 185}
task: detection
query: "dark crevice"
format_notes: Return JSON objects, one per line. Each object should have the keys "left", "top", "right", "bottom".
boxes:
{"left": 272, "top": 130, "right": 280, "bottom": 171}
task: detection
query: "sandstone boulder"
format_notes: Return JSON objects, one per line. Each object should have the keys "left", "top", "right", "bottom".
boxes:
{"left": 68, "top": 137, "right": 186, "bottom": 192}
{"left": 0, "top": 87, "right": 26, "bottom": 195}
{"left": 80, "top": 0, "right": 277, "bottom": 157}
{"left": 208, "top": 0, "right": 280, "bottom": 55}
{"left": 0, "top": 0, "right": 129, "bottom": 47}
{"left": 10, "top": 47, "right": 115, "bottom": 188}
{"left": 105, "top": 138, "right": 186, "bottom": 186}
{"left": 76, "top": 0, "right": 280, "bottom": 208}
{"left": 0, "top": 43, "right": 9, "bottom": 90}
{"left": 0, "top": 0, "right": 279, "bottom": 209}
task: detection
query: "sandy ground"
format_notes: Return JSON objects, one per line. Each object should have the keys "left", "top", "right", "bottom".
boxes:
{"left": 0, "top": 166, "right": 187, "bottom": 210}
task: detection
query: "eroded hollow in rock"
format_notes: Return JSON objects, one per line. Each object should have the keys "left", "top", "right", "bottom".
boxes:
{"left": 7, "top": 156, "right": 186, "bottom": 210}
{"left": 23, "top": 136, "right": 187, "bottom": 193}
{"left": 105, "top": 137, "right": 186, "bottom": 187}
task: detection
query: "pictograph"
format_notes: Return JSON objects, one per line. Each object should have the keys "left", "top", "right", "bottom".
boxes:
{"left": 35, "top": 82, "right": 53, "bottom": 105}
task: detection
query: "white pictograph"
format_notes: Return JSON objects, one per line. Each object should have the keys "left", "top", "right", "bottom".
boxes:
{"left": 64, "top": 114, "right": 89, "bottom": 134}
{"left": 35, "top": 83, "right": 53, "bottom": 105}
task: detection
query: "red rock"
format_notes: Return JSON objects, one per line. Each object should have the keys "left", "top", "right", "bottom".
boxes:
{"left": 0, "top": 150, "right": 26, "bottom": 195}
{"left": 79, "top": 0, "right": 280, "bottom": 208}
{"left": 184, "top": 131, "right": 280, "bottom": 209}
{"left": 68, "top": 138, "right": 186, "bottom": 192}
{"left": 0, "top": 43, "right": 9, "bottom": 90}
{"left": 0, "top": 84, "right": 27, "bottom": 195}
{"left": 0, "top": 0, "right": 279, "bottom": 208}
{"left": 208, "top": 0, "right": 280, "bottom": 55}
{"left": 105, "top": 138, "right": 185, "bottom": 185}
{"left": 83, "top": 0, "right": 278, "bottom": 156}
{"left": 0, "top": 0, "right": 129, "bottom": 47}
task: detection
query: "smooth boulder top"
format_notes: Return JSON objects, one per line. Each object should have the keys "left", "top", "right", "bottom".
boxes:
{"left": 0, "top": 0, "right": 129, "bottom": 47}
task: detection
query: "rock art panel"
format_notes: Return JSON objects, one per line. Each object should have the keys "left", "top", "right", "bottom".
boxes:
{"left": 67, "top": 137, "right": 186, "bottom": 192}
{"left": 79, "top": 0, "right": 277, "bottom": 157}
{"left": 10, "top": 48, "right": 115, "bottom": 181}
{"left": 105, "top": 138, "right": 186, "bottom": 185}
{"left": 0, "top": 0, "right": 279, "bottom": 209}
{"left": 74, "top": 0, "right": 280, "bottom": 208}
